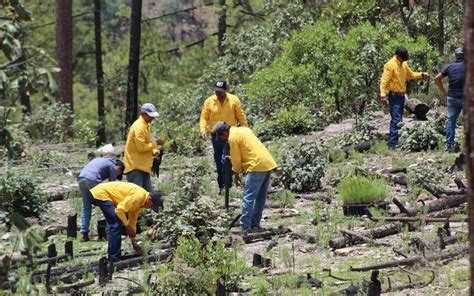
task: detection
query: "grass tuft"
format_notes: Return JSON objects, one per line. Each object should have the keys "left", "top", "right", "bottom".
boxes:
{"left": 337, "top": 175, "right": 389, "bottom": 205}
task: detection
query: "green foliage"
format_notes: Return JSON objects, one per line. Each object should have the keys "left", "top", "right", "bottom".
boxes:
{"left": 162, "top": 123, "right": 203, "bottom": 157}
{"left": 334, "top": 116, "right": 376, "bottom": 148}
{"left": 280, "top": 140, "right": 328, "bottom": 193}
{"left": 367, "top": 141, "right": 391, "bottom": 155}
{"left": 255, "top": 104, "right": 317, "bottom": 141}
{"left": 0, "top": 171, "right": 48, "bottom": 223}
{"left": 23, "top": 102, "right": 74, "bottom": 143}
{"left": 399, "top": 121, "right": 443, "bottom": 152}
{"left": 149, "top": 166, "right": 226, "bottom": 244}
{"left": 337, "top": 175, "right": 388, "bottom": 205}
{"left": 245, "top": 21, "right": 438, "bottom": 121}
{"left": 73, "top": 119, "right": 98, "bottom": 147}
{"left": 272, "top": 189, "right": 296, "bottom": 208}
{"left": 155, "top": 235, "right": 250, "bottom": 294}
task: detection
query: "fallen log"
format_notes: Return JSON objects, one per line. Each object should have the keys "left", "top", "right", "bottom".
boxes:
{"left": 384, "top": 174, "right": 408, "bottom": 186}
{"left": 56, "top": 279, "right": 95, "bottom": 293}
{"left": 393, "top": 194, "right": 466, "bottom": 216}
{"left": 382, "top": 168, "right": 407, "bottom": 174}
{"left": 295, "top": 193, "right": 332, "bottom": 204}
{"left": 428, "top": 207, "right": 465, "bottom": 218}
{"left": 350, "top": 244, "right": 468, "bottom": 272}
{"left": 242, "top": 227, "right": 291, "bottom": 244}
{"left": 454, "top": 177, "right": 466, "bottom": 189}
{"left": 340, "top": 230, "right": 390, "bottom": 247}
{"left": 369, "top": 216, "right": 467, "bottom": 223}
{"left": 405, "top": 98, "right": 429, "bottom": 120}
{"left": 329, "top": 222, "right": 403, "bottom": 250}
{"left": 392, "top": 198, "right": 413, "bottom": 216}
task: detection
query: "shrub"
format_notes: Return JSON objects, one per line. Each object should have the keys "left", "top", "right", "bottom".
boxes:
{"left": 23, "top": 102, "right": 74, "bottom": 143}
{"left": 255, "top": 104, "right": 317, "bottom": 140}
{"left": 73, "top": 119, "right": 98, "bottom": 147}
{"left": 399, "top": 121, "right": 443, "bottom": 152}
{"left": 161, "top": 123, "right": 203, "bottom": 157}
{"left": 155, "top": 235, "right": 250, "bottom": 294}
{"left": 0, "top": 171, "right": 48, "bottom": 224}
{"left": 280, "top": 140, "right": 328, "bottom": 193}
{"left": 337, "top": 176, "right": 388, "bottom": 205}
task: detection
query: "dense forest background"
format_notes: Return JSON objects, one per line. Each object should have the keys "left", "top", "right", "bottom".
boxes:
{"left": 0, "top": 0, "right": 464, "bottom": 157}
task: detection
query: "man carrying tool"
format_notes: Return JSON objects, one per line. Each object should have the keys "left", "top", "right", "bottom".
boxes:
{"left": 77, "top": 158, "right": 125, "bottom": 242}
{"left": 213, "top": 121, "right": 277, "bottom": 231}
{"left": 434, "top": 48, "right": 466, "bottom": 153}
{"left": 200, "top": 80, "right": 249, "bottom": 195}
{"left": 90, "top": 181, "right": 164, "bottom": 262}
{"left": 124, "top": 103, "right": 164, "bottom": 191}
{"left": 380, "top": 47, "right": 429, "bottom": 149}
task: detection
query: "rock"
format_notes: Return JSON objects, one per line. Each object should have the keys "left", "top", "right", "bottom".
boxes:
{"left": 334, "top": 247, "right": 358, "bottom": 256}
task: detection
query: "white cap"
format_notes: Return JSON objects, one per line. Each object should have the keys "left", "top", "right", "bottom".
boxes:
{"left": 140, "top": 103, "right": 159, "bottom": 117}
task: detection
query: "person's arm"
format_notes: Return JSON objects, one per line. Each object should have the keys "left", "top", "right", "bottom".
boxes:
{"left": 234, "top": 99, "right": 249, "bottom": 127}
{"left": 434, "top": 72, "right": 448, "bottom": 97}
{"left": 380, "top": 63, "right": 393, "bottom": 102}
{"left": 199, "top": 100, "right": 210, "bottom": 139}
{"left": 405, "top": 63, "right": 425, "bottom": 80}
{"left": 229, "top": 138, "right": 242, "bottom": 174}
{"left": 134, "top": 125, "right": 158, "bottom": 154}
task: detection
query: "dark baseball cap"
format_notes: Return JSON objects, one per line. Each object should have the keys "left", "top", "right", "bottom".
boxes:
{"left": 213, "top": 121, "right": 230, "bottom": 135}
{"left": 150, "top": 190, "right": 164, "bottom": 212}
{"left": 214, "top": 80, "right": 227, "bottom": 92}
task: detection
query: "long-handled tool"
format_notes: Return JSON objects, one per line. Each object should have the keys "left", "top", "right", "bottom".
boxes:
{"left": 223, "top": 156, "right": 232, "bottom": 212}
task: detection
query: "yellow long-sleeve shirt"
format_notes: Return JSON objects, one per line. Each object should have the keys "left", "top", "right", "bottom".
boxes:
{"left": 228, "top": 127, "right": 277, "bottom": 173}
{"left": 380, "top": 56, "right": 423, "bottom": 97}
{"left": 124, "top": 115, "right": 158, "bottom": 174}
{"left": 199, "top": 93, "right": 248, "bottom": 133}
{"left": 90, "top": 181, "right": 148, "bottom": 232}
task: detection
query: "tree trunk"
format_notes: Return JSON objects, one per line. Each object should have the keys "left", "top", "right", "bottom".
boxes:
{"left": 217, "top": 0, "right": 227, "bottom": 56}
{"left": 125, "top": 0, "right": 142, "bottom": 136}
{"left": 55, "top": 0, "right": 73, "bottom": 111}
{"left": 94, "top": 0, "right": 106, "bottom": 146}
{"left": 405, "top": 98, "right": 430, "bottom": 120}
{"left": 463, "top": 0, "right": 474, "bottom": 292}
{"left": 438, "top": 0, "right": 445, "bottom": 55}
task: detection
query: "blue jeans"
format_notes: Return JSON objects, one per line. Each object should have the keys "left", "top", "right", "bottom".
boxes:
{"left": 95, "top": 199, "right": 122, "bottom": 262}
{"left": 387, "top": 94, "right": 405, "bottom": 148}
{"left": 211, "top": 134, "right": 228, "bottom": 189}
{"left": 126, "top": 170, "right": 153, "bottom": 192}
{"left": 446, "top": 97, "right": 464, "bottom": 148}
{"left": 78, "top": 177, "right": 99, "bottom": 234}
{"left": 240, "top": 172, "right": 271, "bottom": 229}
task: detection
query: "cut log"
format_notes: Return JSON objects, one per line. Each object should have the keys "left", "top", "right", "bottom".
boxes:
{"left": 329, "top": 222, "right": 403, "bottom": 250}
{"left": 340, "top": 229, "right": 390, "bottom": 247}
{"left": 370, "top": 216, "right": 467, "bottom": 223}
{"left": 350, "top": 244, "right": 468, "bottom": 271}
{"left": 242, "top": 227, "right": 291, "bottom": 244}
{"left": 394, "top": 194, "right": 466, "bottom": 216}
{"left": 57, "top": 279, "right": 95, "bottom": 293}
{"left": 428, "top": 207, "right": 465, "bottom": 218}
{"left": 382, "top": 168, "right": 407, "bottom": 174}
{"left": 392, "top": 198, "right": 413, "bottom": 216}
{"left": 405, "top": 98, "right": 429, "bottom": 120}
{"left": 454, "top": 177, "right": 466, "bottom": 189}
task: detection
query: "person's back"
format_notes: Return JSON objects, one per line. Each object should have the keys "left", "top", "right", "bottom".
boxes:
{"left": 79, "top": 157, "right": 119, "bottom": 182}
{"left": 442, "top": 60, "right": 465, "bottom": 100}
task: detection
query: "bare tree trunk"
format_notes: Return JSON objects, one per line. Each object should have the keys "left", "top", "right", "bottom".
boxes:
{"left": 463, "top": 0, "right": 474, "bottom": 293}
{"left": 438, "top": 0, "right": 445, "bottom": 55}
{"left": 94, "top": 0, "right": 105, "bottom": 145}
{"left": 125, "top": 0, "right": 142, "bottom": 136}
{"left": 55, "top": 0, "right": 73, "bottom": 111}
{"left": 217, "top": 0, "right": 227, "bottom": 56}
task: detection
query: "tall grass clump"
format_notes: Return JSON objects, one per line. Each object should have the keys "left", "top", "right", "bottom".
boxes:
{"left": 337, "top": 176, "right": 389, "bottom": 205}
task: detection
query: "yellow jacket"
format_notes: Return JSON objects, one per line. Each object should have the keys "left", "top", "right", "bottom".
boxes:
{"left": 90, "top": 181, "right": 148, "bottom": 232}
{"left": 199, "top": 93, "right": 248, "bottom": 133}
{"left": 124, "top": 116, "right": 158, "bottom": 174}
{"left": 380, "top": 56, "right": 423, "bottom": 97}
{"left": 228, "top": 127, "right": 277, "bottom": 173}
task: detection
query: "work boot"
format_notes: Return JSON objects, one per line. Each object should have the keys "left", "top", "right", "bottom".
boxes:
{"left": 81, "top": 233, "right": 90, "bottom": 242}
{"left": 218, "top": 188, "right": 224, "bottom": 196}
{"left": 446, "top": 146, "right": 456, "bottom": 153}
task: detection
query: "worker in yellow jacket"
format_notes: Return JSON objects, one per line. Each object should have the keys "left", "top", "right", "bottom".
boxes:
{"left": 380, "top": 47, "right": 429, "bottom": 149}
{"left": 200, "top": 80, "right": 248, "bottom": 194}
{"left": 213, "top": 121, "right": 277, "bottom": 231}
{"left": 90, "top": 181, "right": 164, "bottom": 262}
{"left": 124, "top": 103, "right": 164, "bottom": 191}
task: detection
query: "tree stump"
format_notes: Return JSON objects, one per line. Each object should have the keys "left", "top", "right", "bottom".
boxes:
{"left": 405, "top": 98, "right": 430, "bottom": 120}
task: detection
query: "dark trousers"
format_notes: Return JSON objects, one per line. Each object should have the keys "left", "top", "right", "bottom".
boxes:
{"left": 95, "top": 199, "right": 122, "bottom": 262}
{"left": 387, "top": 94, "right": 405, "bottom": 148}
{"left": 211, "top": 134, "right": 228, "bottom": 189}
